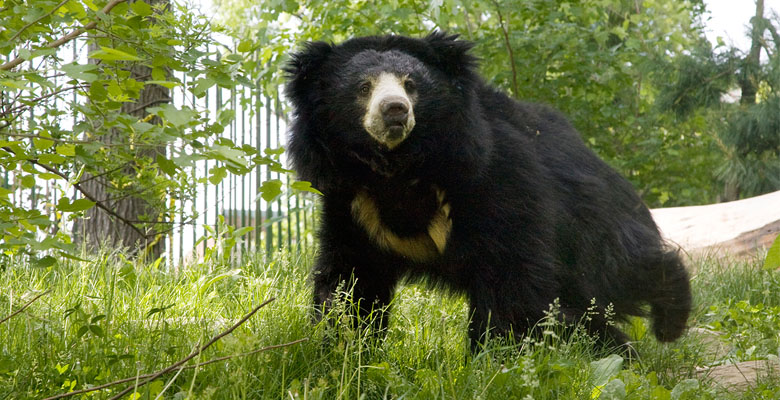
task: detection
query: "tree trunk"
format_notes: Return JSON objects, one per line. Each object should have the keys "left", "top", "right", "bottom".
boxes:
{"left": 723, "top": 0, "right": 764, "bottom": 202}
{"left": 75, "top": 0, "right": 170, "bottom": 259}
{"left": 740, "top": 0, "right": 764, "bottom": 106}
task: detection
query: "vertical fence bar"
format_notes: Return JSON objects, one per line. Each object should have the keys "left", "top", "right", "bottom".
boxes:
{"left": 240, "top": 86, "right": 247, "bottom": 256}
{"left": 255, "top": 83, "right": 262, "bottom": 252}
{"left": 264, "top": 94, "right": 272, "bottom": 254}
{"left": 274, "top": 95, "right": 282, "bottom": 249}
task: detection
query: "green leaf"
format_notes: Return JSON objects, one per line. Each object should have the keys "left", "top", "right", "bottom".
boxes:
{"left": 38, "top": 172, "right": 62, "bottom": 180}
{"left": 592, "top": 378, "right": 626, "bottom": 400}
{"left": 88, "top": 324, "right": 105, "bottom": 337}
{"left": 156, "top": 155, "right": 179, "bottom": 176}
{"left": 264, "top": 147, "right": 285, "bottom": 156}
{"left": 32, "top": 137, "right": 55, "bottom": 150}
{"left": 233, "top": 226, "right": 254, "bottom": 237}
{"left": 57, "top": 198, "right": 96, "bottom": 212}
{"left": 208, "top": 166, "right": 227, "bottom": 185}
{"left": 131, "top": 0, "right": 152, "bottom": 16}
{"left": 237, "top": 40, "right": 254, "bottom": 53}
{"left": 191, "top": 77, "right": 215, "bottom": 97}
{"left": 150, "top": 104, "right": 197, "bottom": 127}
{"left": 20, "top": 175, "right": 36, "bottom": 189}
{"left": 89, "top": 47, "right": 142, "bottom": 61}
{"left": 147, "top": 304, "right": 174, "bottom": 317}
{"left": 55, "top": 144, "right": 76, "bottom": 157}
{"left": 763, "top": 234, "right": 780, "bottom": 271}
{"left": 290, "top": 180, "right": 323, "bottom": 195}
{"left": 76, "top": 325, "right": 90, "bottom": 338}
{"left": 145, "top": 80, "right": 180, "bottom": 89}
{"left": 61, "top": 63, "right": 99, "bottom": 82}
{"left": 589, "top": 354, "right": 623, "bottom": 388}
{"left": 670, "top": 379, "right": 699, "bottom": 400}
{"left": 0, "top": 79, "right": 27, "bottom": 90}
{"left": 55, "top": 364, "right": 69, "bottom": 375}
{"left": 259, "top": 179, "right": 283, "bottom": 202}
{"left": 32, "top": 256, "right": 57, "bottom": 268}
{"left": 38, "top": 154, "right": 67, "bottom": 165}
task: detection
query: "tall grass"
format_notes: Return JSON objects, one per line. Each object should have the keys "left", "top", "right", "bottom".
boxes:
{"left": 1, "top": 250, "right": 779, "bottom": 399}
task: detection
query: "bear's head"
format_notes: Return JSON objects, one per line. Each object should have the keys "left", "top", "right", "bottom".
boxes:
{"left": 285, "top": 33, "right": 486, "bottom": 186}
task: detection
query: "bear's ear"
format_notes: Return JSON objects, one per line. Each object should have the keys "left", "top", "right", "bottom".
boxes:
{"left": 284, "top": 41, "right": 333, "bottom": 105}
{"left": 423, "top": 31, "right": 478, "bottom": 78}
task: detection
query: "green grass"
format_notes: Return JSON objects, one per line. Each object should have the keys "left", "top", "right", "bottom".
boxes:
{"left": 1, "top": 249, "right": 779, "bottom": 399}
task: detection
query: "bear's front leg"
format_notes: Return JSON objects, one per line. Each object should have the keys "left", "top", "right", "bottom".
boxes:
{"left": 312, "top": 249, "right": 400, "bottom": 334}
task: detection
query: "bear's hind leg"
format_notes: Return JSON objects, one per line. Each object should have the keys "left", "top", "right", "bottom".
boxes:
{"left": 646, "top": 251, "right": 691, "bottom": 342}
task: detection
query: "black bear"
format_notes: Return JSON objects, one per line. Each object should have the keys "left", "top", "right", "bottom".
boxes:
{"left": 284, "top": 32, "right": 691, "bottom": 351}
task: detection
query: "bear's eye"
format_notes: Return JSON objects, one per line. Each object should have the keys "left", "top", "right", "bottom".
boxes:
{"left": 359, "top": 82, "right": 371, "bottom": 95}
{"left": 404, "top": 79, "right": 416, "bottom": 93}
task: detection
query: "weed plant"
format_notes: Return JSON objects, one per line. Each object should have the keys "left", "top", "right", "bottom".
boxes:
{"left": 1, "top": 249, "right": 779, "bottom": 399}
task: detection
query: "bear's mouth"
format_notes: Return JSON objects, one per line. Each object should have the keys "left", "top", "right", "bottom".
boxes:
{"left": 386, "top": 124, "right": 406, "bottom": 141}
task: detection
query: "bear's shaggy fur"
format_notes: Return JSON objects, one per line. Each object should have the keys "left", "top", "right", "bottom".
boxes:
{"left": 284, "top": 32, "right": 691, "bottom": 350}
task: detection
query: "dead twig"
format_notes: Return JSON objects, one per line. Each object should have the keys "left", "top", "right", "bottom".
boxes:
{"left": 492, "top": 0, "right": 520, "bottom": 98}
{"left": 0, "top": 290, "right": 52, "bottom": 325}
{"left": 107, "top": 297, "right": 276, "bottom": 400}
{"left": 42, "top": 335, "right": 307, "bottom": 400}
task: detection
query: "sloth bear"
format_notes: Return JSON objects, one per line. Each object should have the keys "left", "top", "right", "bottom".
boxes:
{"left": 284, "top": 32, "right": 691, "bottom": 351}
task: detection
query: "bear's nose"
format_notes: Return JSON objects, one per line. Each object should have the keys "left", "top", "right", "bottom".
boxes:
{"left": 380, "top": 97, "right": 410, "bottom": 125}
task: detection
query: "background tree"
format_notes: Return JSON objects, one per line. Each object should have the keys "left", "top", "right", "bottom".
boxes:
{"left": 74, "top": 0, "right": 171, "bottom": 258}
{"left": 0, "top": 0, "right": 285, "bottom": 261}
{"left": 658, "top": 0, "right": 780, "bottom": 201}
{"left": 213, "top": 0, "right": 722, "bottom": 207}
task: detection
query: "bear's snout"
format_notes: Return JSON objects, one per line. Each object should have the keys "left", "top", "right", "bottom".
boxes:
{"left": 363, "top": 73, "right": 416, "bottom": 149}
{"left": 381, "top": 97, "right": 410, "bottom": 139}
{"left": 381, "top": 96, "right": 410, "bottom": 122}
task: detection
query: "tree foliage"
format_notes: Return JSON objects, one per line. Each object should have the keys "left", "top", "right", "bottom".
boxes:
{"left": 658, "top": 0, "right": 780, "bottom": 200}
{"left": 0, "top": 0, "right": 287, "bottom": 260}
{"left": 214, "top": 0, "right": 721, "bottom": 207}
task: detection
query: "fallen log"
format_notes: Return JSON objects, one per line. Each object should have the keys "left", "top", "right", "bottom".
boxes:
{"left": 651, "top": 190, "right": 780, "bottom": 257}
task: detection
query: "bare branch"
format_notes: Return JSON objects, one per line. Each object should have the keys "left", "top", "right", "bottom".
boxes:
{"left": 107, "top": 298, "right": 276, "bottom": 400}
{"left": 491, "top": 1, "right": 520, "bottom": 98}
{"left": 1, "top": 85, "right": 86, "bottom": 117}
{"left": 0, "top": 290, "right": 52, "bottom": 325}
{"left": 0, "top": 145, "right": 150, "bottom": 239}
{"left": 41, "top": 337, "right": 308, "bottom": 400}
{"left": 0, "top": 131, "right": 94, "bottom": 145}
{"left": 0, "top": 0, "right": 128, "bottom": 71}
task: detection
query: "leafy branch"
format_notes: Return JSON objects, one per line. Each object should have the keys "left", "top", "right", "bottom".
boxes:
{"left": 8, "top": 0, "right": 69, "bottom": 43}
{"left": 0, "top": 0, "right": 128, "bottom": 71}
{"left": 1, "top": 145, "right": 149, "bottom": 239}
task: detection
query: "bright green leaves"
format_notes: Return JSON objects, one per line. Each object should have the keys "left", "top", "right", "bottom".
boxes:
{"left": 589, "top": 354, "right": 624, "bottom": 395}
{"left": 89, "top": 46, "right": 142, "bottom": 62}
{"left": 290, "top": 180, "right": 322, "bottom": 196}
{"left": 61, "top": 63, "right": 99, "bottom": 82}
{"left": 155, "top": 154, "right": 178, "bottom": 176}
{"left": 55, "top": 144, "right": 76, "bottom": 157}
{"left": 149, "top": 104, "right": 199, "bottom": 128}
{"left": 764, "top": 235, "right": 780, "bottom": 271}
{"left": 37, "top": 153, "right": 67, "bottom": 165}
{"left": 208, "top": 166, "right": 228, "bottom": 185}
{"left": 56, "top": 197, "right": 95, "bottom": 212}
{"left": 259, "top": 179, "right": 283, "bottom": 202}
{"left": 130, "top": 0, "right": 152, "bottom": 17}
